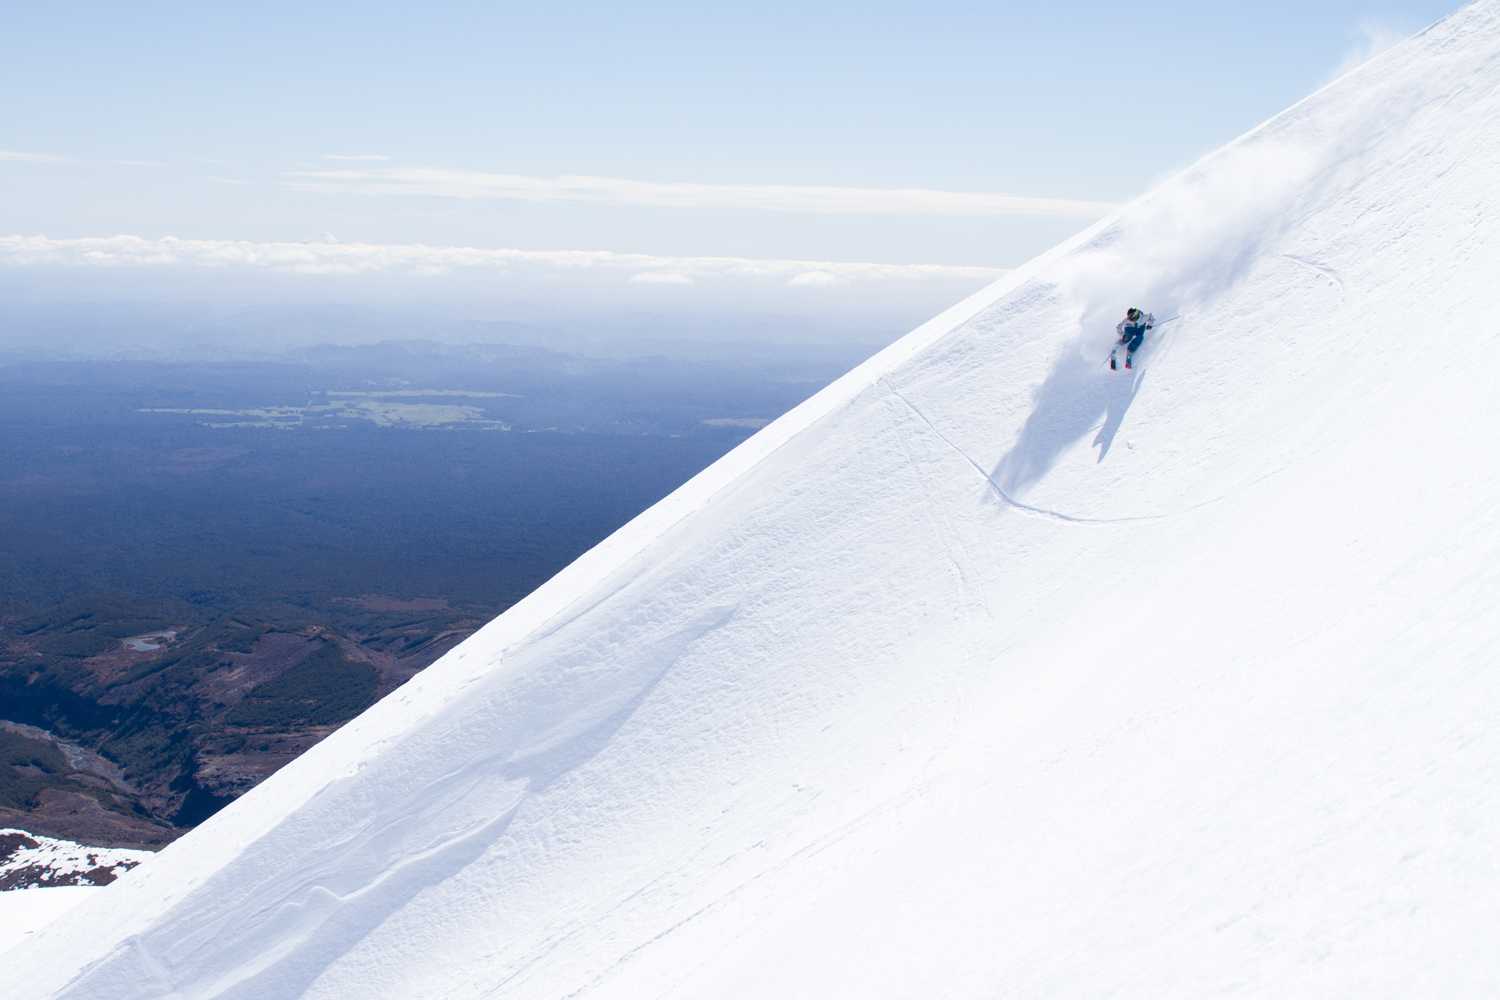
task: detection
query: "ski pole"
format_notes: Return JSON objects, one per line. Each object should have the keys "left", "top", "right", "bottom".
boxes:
{"left": 1098, "top": 315, "right": 1182, "bottom": 369}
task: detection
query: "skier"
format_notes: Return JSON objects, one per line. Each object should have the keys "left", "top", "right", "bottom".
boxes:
{"left": 1111, "top": 307, "right": 1155, "bottom": 370}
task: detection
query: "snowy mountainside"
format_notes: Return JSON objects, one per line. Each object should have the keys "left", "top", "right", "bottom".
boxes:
{"left": 10, "top": 3, "right": 1500, "bottom": 998}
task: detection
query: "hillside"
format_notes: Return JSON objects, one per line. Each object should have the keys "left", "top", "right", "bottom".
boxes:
{"left": 10, "top": 3, "right": 1500, "bottom": 997}
{"left": 0, "top": 593, "right": 485, "bottom": 843}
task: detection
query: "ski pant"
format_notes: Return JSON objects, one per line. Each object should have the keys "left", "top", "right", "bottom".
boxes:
{"left": 1122, "top": 325, "right": 1147, "bottom": 352}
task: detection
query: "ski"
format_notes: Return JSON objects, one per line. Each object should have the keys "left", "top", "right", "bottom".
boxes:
{"left": 1100, "top": 315, "right": 1181, "bottom": 372}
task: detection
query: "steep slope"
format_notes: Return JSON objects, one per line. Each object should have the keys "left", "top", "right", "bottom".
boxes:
{"left": 10, "top": 3, "right": 1500, "bottom": 996}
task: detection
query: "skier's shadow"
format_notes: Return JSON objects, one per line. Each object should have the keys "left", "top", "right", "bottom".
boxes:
{"left": 991, "top": 349, "right": 1142, "bottom": 496}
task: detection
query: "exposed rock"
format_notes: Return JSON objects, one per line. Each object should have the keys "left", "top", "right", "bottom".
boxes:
{"left": 0, "top": 828, "right": 152, "bottom": 890}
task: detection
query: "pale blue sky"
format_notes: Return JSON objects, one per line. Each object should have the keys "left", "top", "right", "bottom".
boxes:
{"left": 0, "top": 0, "right": 1464, "bottom": 357}
{"left": 2, "top": 0, "right": 1458, "bottom": 267}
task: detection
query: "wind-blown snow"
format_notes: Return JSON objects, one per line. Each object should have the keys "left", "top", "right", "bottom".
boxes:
{"left": 9, "top": 3, "right": 1500, "bottom": 997}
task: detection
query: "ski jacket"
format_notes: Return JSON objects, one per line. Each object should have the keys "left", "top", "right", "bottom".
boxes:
{"left": 1117, "top": 312, "right": 1155, "bottom": 339}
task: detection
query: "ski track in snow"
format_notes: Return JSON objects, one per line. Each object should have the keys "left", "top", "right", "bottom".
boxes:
{"left": 1278, "top": 253, "right": 1347, "bottom": 297}
{"left": 551, "top": 770, "right": 955, "bottom": 1000}
{"left": 880, "top": 377, "right": 1233, "bottom": 525}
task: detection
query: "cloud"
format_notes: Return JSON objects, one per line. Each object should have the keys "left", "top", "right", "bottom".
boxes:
{"left": 628, "top": 271, "right": 693, "bottom": 284}
{"left": 0, "top": 234, "right": 1008, "bottom": 286}
{"left": 0, "top": 236, "right": 1015, "bottom": 352}
{"left": 788, "top": 271, "right": 846, "bottom": 288}
{"left": 282, "top": 166, "right": 1117, "bottom": 219}
{"left": 0, "top": 149, "right": 80, "bottom": 165}
{"left": 324, "top": 154, "right": 392, "bottom": 161}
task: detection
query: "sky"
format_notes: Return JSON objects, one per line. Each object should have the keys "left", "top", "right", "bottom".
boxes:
{"left": 0, "top": 0, "right": 1461, "bottom": 353}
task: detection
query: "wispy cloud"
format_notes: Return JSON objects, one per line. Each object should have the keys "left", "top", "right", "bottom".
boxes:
{"left": 324, "top": 154, "right": 392, "bottom": 161}
{"left": 628, "top": 271, "right": 694, "bottom": 284}
{"left": 0, "top": 149, "right": 81, "bottom": 165}
{"left": 788, "top": 271, "right": 847, "bottom": 288}
{"left": 282, "top": 166, "right": 1117, "bottom": 219}
{"left": 0, "top": 234, "right": 1008, "bottom": 289}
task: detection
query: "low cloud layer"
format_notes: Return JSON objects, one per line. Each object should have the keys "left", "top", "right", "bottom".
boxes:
{"left": 0, "top": 235, "right": 1010, "bottom": 354}
{"left": 0, "top": 234, "right": 1003, "bottom": 287}
{"left": 283, "top": 167, "right": 1118, "bottom": 219}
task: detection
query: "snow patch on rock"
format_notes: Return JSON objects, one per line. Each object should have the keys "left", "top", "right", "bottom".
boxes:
{"left": 0, "top": 830, "right": 152, "bottom": 891}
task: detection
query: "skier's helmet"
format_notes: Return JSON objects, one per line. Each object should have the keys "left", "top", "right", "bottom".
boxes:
{"left": 1127, "top": 307, "right": 1142, "bottom": 321}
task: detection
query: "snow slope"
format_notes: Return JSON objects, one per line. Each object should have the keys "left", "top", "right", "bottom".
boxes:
{"left": 10, "top": 4, "right": 1500, "bottom": 997}
{"left": 0, "top": 889, "right": 101, "bottom": 957}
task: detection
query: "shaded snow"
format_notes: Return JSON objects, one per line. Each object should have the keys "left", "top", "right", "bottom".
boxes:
{"left": 8, "top": 3, "right": 1500, "bottom": 997}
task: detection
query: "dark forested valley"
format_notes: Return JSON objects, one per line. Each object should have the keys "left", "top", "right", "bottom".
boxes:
{"left": 0, "top": 340, "right": 868, "bottom": 846}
